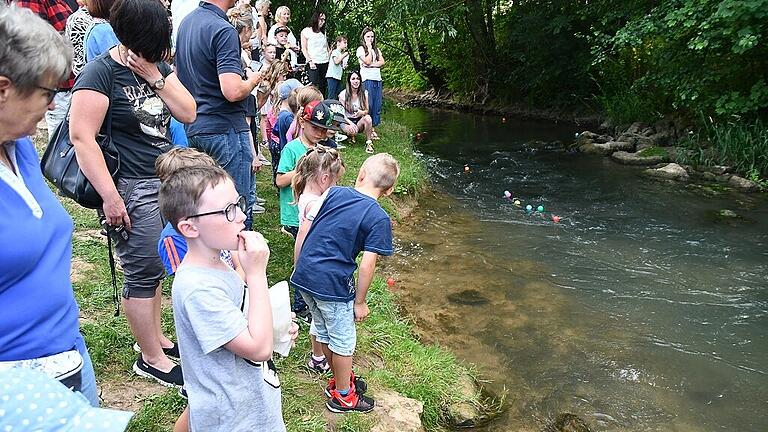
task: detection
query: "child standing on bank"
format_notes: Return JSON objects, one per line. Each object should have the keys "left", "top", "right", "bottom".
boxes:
{"left": 160, "top": 165, "right": 297, "bottom": 431}
{"left": 290, "top": 145, "right": 346, "bottom": 372}
{"left": 291, "top": 153, "right": 400, "bottom": 413}
{"left": 276, "top": 99, "right": 345, "bottom": 315}
{"left": 326, "top": 36, "right": 349, "bottom": 100}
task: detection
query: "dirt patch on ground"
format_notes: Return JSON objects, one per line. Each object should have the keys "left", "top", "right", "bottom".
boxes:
{"left": 71, "top": 256, "right": 96, "bottom": 284}
{"left": 99, "top": 377, "right": 168, "bottom": 412}
{"left": 73, "top": 228, "right": 105, "bottom": 243}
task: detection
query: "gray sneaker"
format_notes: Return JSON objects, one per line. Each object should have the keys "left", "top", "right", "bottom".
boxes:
{"left": 256, "top": 197, "right": 266, "bottom": 206}
{"left": 252, "top": 204, "right": 266, "bottom": 214}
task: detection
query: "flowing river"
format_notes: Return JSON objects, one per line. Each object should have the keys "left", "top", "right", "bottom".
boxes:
{"left": 384, "top": 106, "right": 768, "bottom": 431}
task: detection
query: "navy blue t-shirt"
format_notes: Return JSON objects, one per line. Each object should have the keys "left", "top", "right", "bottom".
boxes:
{"left": 290, "top": 187, "right": 393, "bottom": 302}
{"left": 175, "top": 2, "right": 248, "bottom": 136}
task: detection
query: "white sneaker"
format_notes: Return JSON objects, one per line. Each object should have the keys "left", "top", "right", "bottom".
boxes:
{"left": 258, "top": 154, "right": 271, "bottom": 166}
{"left": 334, "top": 132, "right": 348, "bottom": 142}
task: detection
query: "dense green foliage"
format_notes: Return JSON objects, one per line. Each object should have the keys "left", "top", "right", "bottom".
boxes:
{"left": 286, "top": 0, "right": 767, "bottom": 119}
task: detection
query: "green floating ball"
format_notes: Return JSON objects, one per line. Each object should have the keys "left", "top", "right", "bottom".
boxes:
{"left": 525, "top": 204, "right": 533, "bottom": 211}
{"left": 537, "top": 205, "right": 544, "bottom": 212}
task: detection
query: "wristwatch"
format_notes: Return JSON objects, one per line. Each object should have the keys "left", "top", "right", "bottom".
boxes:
{"left": 150, "top": 77, "right": 165, "bottom": 90}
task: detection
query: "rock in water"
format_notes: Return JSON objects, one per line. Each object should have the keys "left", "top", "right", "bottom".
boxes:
{"left": 643, "top": 163, "right": 690, "bottom": 181}
{"left": 372, "top": 390, "right": 425, "bottom": 432}
{"left": 547, "top": 413, "right": 591, "bottom": 432}
{"left": 447, "top": 374, "right": 483, "bottom": 428}
{"left": 728, "top": 175, "right": 760, "bottom": 192}
{"left": 610, "top": 150, "right": 667, "bottom": 166}
{"left": 447, "top": 289, "right": 489, "bottom": 306}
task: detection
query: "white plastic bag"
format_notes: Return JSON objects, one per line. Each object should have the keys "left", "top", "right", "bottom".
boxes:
{"left": 269, "top": 281, "right": 293, "bottom": 356}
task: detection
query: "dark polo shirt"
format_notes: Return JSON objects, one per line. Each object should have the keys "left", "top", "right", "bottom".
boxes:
{"left": 175, "top": 2, "right": 248, "bottom": 136}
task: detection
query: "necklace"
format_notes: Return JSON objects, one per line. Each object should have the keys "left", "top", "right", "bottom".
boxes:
{"left": 116, "top": 45, "right": 143, "bottom": 87}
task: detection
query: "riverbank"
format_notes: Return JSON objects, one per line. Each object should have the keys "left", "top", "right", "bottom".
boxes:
{"left": 36, "top": 120, "right": 495, "bottom": 431}
{"left": 387, "top": 89, "right": 603, "bottom": 129}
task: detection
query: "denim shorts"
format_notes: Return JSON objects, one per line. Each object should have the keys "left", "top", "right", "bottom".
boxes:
{"left": 114, "top": 177, "right": 165, "bottom": 299}
{"left": 299, "top": 292, "right": 356, "bottom": 356}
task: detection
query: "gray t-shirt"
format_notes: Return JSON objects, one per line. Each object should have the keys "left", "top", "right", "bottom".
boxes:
{"left": 172, "top": 265, "right": 285, "bottom": 431}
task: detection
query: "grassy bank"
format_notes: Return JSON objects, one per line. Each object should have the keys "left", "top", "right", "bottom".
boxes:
{"left": 42, "top": 120, "right": 485, "bottom": 431}
{"left": 678, "top": 117, "right": 768, "bottom": 187}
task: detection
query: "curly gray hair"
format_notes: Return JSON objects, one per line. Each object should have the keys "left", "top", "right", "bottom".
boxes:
{"left": 0, "top": 5, "right": 72, "bottom": 94}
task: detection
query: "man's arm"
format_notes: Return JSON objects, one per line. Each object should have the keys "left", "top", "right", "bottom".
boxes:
{"left": 219, "top": 69, "right": 262, "bottom": 102}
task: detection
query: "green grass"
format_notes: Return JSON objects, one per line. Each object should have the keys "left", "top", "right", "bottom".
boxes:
{"left": 42, "top": 120, "right": 487, "bottom": 431}
{"left": 636, "top": 146, "right": 668, "bottom": 158}
{"left": 678, "top": 117, "right": 768, "bottom": 184}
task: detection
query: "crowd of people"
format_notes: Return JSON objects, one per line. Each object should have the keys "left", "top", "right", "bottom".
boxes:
{"left": 0, "top": 0, "right": 399, "bottom": 430}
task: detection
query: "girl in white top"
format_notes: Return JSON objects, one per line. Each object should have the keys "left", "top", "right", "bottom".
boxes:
{"left": 291, "top": 145, "right": 345, "bottom": 375}
{"left": 325, "top": 36, "right": 349, "bottom": 100}
{"left": 267, "top": 6, "right": 298, "bottom": 48}
{"left": 300, "top": 11, "right": 331, "bottom": 94}
{"left": 356, "top": 27, "right": 385, "bottom": 138}
{"left": 338, "top": 70, "right": 374, "bottom": 152}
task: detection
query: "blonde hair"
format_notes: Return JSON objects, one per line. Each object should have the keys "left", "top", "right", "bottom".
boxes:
{"left": 228, "top": 6, "right": 253, "bottom": 34}
{"left": 360, "top": 153, "right": 399, "bottom": 190}
{"left": 291, "top": 85, "right": 323, "bottom": 136}
{"left": 291, "top": 145, "right": 345, "bottom": 203}
{"left": 155, "top": 147, "right": 218, "bottom": 183}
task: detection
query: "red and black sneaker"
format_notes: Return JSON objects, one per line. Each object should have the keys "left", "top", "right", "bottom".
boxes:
{"left": 326, "top": 387, "right": 375, "bottom": 413}
{"left": 324, "top": 372, "right": 367, "bottom": 398}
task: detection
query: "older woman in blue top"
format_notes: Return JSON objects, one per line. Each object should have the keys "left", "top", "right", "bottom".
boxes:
{"left": 0, "top": 5, "right": 98, "bottom": 406}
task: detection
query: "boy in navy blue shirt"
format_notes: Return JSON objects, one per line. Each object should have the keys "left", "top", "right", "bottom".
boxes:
{"left": 290, "top": 153, "right": 400, "bottom": 413}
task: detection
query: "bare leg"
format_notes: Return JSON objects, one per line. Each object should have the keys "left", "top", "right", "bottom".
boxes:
{"left": 342, "top": 123, "right": 358, "bottom": 142}
{"left": 311, "top": 335, "right": 325, "bottom": 358}
{"left": 123, "top": 296, "right": 175, "bottom": 372}
{"left": 152, "top": 284, "right": 173, "bottom": 348}
{"left": 320, "top": 342, "right": 333, "bottom": 371}
{"left": 358, "top": 115, "right": 373, "bottom": 141}
{"left": 331, "top": 354, "right": 353, "bottom": 392}
{"left": 173, "top": 407, "right": 189, "bottom": 432}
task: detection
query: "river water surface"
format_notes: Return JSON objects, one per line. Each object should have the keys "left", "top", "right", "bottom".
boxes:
{"left": 384, "top": 107, "right": 768, "bottom": 431}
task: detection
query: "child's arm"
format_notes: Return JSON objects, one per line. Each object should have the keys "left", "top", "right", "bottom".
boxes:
{"left": 230, "top": 251, "right": 246, "bottom": 281}
{"left": 275, "top": 170, "right": 295, "bottom": 187}
{"left": 353, "top": 251, "right": 378, "bottom": 322}
{"left": 158, "top": 229, "right": 188, "bottom": 276}
{"left": 293, "top": 217, "right": 311, "bottom": 265}
{"left": 224, "top": 231, "right": 274, "bottom": 362}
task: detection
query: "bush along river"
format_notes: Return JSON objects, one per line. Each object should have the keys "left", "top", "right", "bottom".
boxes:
{"left": 383, "top": 105, "right": 768, "bottom": 431}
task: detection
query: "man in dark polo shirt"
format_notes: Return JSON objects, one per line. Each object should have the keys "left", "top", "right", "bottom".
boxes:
{"left": 175, "top": 0, "right": 263, "bottom": 229}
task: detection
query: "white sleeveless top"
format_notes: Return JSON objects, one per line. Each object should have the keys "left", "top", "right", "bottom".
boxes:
{"left": 302, "top": 29, "right": 330, "bottom": 63}
{"left": 356, "top": 46, "right": 382, "bottom": 82}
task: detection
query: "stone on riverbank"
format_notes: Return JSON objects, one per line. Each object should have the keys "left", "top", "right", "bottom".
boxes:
{"left": 610, "top": 150, "right": 668, "bottom": 165}
{"left": 643, "top": 163, "right": 690, "bottom": 181}
{"left": 579, "top": 141, "right": 633, "bottom": 156}
{"left": 728, "top": 175, "right": 760, "bottom": 192}
{"left": 372, "top": 390, "right": 425, "bottom": 432}
{"left": 447, "top": 374, "right": 483, "bottom": 428}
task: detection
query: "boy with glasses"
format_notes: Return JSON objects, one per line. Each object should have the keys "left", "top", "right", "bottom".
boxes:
{"left": 159, "top": 164, "right": 295, "bottom": 431}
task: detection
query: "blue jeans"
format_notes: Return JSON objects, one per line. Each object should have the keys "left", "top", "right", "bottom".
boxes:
{"left": 75, "top": 333, "right": 99, "bottom": 406}
{"left": 327, "top": 77, "right": 342, "bottom": 100}
{"left": 363, "top": 80, "right": 383, "bottom": 126}
{"left": 189, "top": 129, "right": 254, "bottom": 229}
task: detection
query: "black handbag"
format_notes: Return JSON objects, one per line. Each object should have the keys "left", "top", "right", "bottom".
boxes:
{"left": 41, "top": 57, "right": 119, "bottom": 209}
